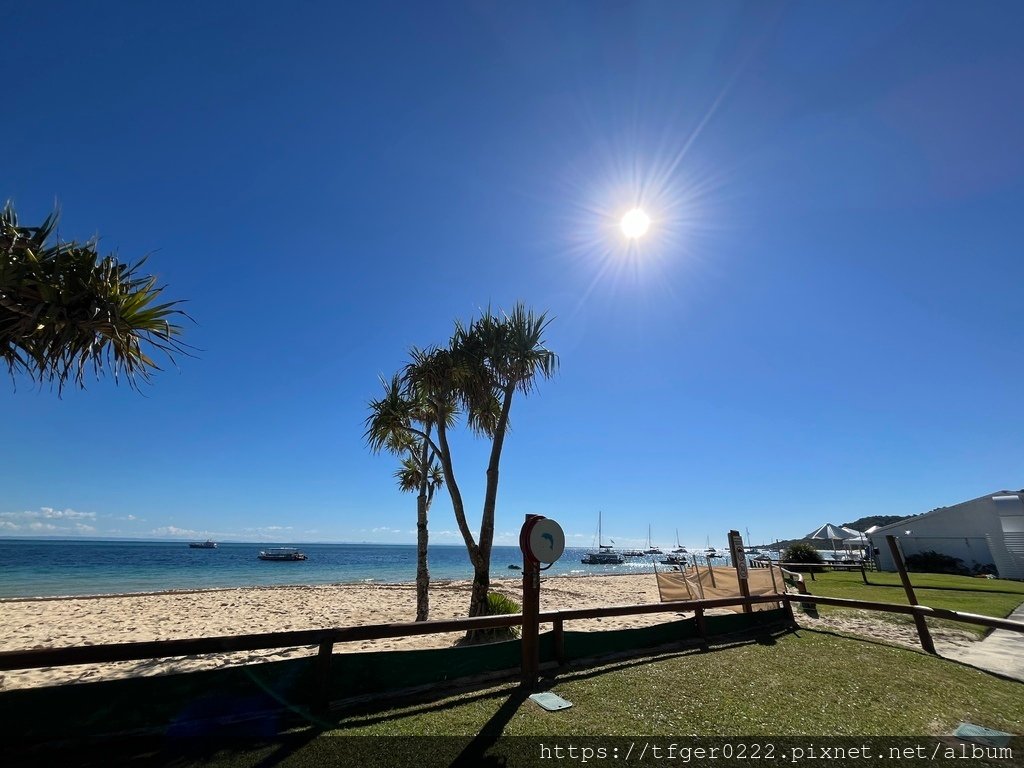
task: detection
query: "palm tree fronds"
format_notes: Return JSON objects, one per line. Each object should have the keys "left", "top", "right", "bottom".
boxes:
{"left": 1, "top": 202, "right": 191, "bottom": 392}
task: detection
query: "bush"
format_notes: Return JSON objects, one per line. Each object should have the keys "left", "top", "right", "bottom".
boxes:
{"left": 782, "top": 542, "right": 825, "bottom": 572}
{"left": 905, "top": 550, "right": 969, "bottom": 576}
{"left": 464, "top": 592, "right": 522, "bottom": 644}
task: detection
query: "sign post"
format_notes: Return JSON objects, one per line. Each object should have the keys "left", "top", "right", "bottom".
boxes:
{"left": 519, "top": 515, "right": 565, "bottom": 688}
{"left": 728, "top": 529, "right": 752, "bottom": 614}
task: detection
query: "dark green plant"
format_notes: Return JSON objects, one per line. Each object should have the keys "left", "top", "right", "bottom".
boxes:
{"left": 782, "top": 542, "right": 825, "bottom": 572}
{"left": 480, "top": 591, "right": 522, "bottom": 642}
{"left": 905, "top": 550, "right": 969, "bottom": 576}
{"left": 1, "top": 202, "right": 189, "bottom": 391}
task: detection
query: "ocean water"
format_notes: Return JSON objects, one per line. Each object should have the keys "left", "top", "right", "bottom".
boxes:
{"left": 0, "top": 539, "right": 751, "bottom": 599}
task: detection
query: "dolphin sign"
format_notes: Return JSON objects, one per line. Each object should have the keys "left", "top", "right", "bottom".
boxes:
{"left": 523, "top": 518, "right": 565, "bottom": 564}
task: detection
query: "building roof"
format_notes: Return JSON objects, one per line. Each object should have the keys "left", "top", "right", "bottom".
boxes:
{"left": 870, "top": 490, "right": 1024, "bottom": 535}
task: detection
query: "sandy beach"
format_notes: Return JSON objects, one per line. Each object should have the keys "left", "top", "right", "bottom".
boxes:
{"left": 0, "top": 573, "right": 675, "bottom": 690}
{"left": 0, "top": 573, "right": 982, "bottom": 691}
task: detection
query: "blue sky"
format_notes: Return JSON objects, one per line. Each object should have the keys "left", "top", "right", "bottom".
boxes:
{"left": 3, "top": 1, "right": 1022, "bottom": 550}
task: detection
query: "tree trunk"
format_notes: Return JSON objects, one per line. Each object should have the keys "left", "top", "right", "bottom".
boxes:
{"left": 415, "top": 491, "right": 429, "bottom": 622}
{"left": 468, "top": 558, "right": 490, "bottom": 619}
{"left": 468, "top": 384, "right": 516, "bottom": 619}
{"left": 415, "top": 433, "right": 432, "bottom": 622}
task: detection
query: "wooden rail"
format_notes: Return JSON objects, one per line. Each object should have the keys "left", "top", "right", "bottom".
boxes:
{"left": 775, "top": 562, "right": 869, "bottom": 583}
{"left": 1, "top": 590, "right": 1021, "bottom": 712}
{"left": 788, "top": 594, "right": 1024, "bottom": 633}
{"left": 0, "top": 594, "right": 784, "bottom": 672}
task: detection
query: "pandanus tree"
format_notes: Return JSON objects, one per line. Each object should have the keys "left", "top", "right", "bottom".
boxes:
{"left": 1, "top": 202, "right": 189, "bottom": 391}
{"left": 365, "top": 374, "right": 448, "bottom": 621}
{"left": 404, "top": 303, "right": 558, "bottom": 623}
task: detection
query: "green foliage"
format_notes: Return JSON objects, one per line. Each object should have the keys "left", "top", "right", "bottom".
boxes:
{"left": 475, "top": 591, "right": 521, "bottom": 642}
{"left": 0, "top": 202, "right": 189, "bottom": 392}
{"left": 782, "top": 542, "right": 825, "bottom": 568}
{"left": 905, "top": 550, "right": 969, "bottom": 576}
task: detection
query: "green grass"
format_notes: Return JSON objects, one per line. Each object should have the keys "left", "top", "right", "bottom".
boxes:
{"left": 801, "top": 571, "right": 1024, "bottom": 638}
{"left": 167, "top": 629, "right": 1024, "bottom": 768}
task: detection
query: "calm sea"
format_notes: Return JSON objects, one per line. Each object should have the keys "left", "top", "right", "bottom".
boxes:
{"left": 0, "top": 539, "right": 740, "bottom": 599}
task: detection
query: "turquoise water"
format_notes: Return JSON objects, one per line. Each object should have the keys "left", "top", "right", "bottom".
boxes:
{"left": 0, "top": 539, "right": 736, "bottom": 598}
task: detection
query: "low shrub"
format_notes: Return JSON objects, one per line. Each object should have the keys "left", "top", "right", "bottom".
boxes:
{"left": 782, "top": 542, "right": 824, "bottom": 572}
{"left": 905, "top": 550, "right": 969, "bottom": 576}
{"left": 461, "top": 592, "right": 522, "bottom": 644}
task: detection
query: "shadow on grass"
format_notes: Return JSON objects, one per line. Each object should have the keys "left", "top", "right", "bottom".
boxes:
{"left": 11, "top": 625, "right": 798, "bottom": 767}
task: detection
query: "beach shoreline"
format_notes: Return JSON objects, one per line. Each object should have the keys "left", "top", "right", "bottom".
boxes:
{"left": 0, "top": 573, "right": 983, "bottom": 692}
{"left": 0, "top": 573, "right": 674, "bottom": 690}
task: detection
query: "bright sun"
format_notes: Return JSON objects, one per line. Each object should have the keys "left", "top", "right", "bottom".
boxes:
{"left": 620, "top": 208, "right": 651, "bottom": 239}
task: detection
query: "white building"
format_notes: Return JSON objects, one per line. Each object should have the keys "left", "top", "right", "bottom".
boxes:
{"left": 869, "top": 490, "right": 1024, "bottom": 580}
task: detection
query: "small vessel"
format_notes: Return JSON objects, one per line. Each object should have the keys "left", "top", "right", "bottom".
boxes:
{"left": 671, "top": 528, "right": 687, "bottom": 554}
{"left": 660, "top": 553, "right": 688, "bottom": 566}
{"left": 644, "top": 525, "right": 663, "bottom": 555}
{"left": 622, "top": 549, "right": 646, "bottom": 558}
{"left": 581, "top": 512, "right": 625, "bottom": 565}
{"left": 258, "top": 547, "right": 308, "bottom": 561}
{"left": 508, "top": 564, "right": 521, "bottom": 570}
{"left": 189, "top": 540, "right": 217, "bottom": 549}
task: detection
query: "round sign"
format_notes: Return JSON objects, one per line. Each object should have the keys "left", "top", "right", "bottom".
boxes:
{"left": 526, "top": 518, "right": 565, "bottom": 564}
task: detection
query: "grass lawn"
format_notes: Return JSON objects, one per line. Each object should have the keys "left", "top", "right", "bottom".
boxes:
{"left": 800, "top": 571, "right": 1024, "bottom": 637}
{"left": 126, "top": 629, "right": 1021, "bottom": 767}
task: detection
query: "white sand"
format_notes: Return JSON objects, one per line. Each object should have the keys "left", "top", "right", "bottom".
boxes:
{"left": 0, "top": 573, "right": 677, "bottom": 690}
{"left": 1, "top": 574, "right": 989, "bottom": 691}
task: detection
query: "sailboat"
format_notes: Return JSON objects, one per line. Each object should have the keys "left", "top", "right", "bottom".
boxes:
{"left": 581, "top": 512, "right": 625, "bottom": 564}
{"left": 704, "top": 536, "right": 719, "bottom": 559}
{"left": 671, "top": 529, "right": 687, "bottom": 554}
{"left": 644, "top": 524, "right": 663, "bottom": 555}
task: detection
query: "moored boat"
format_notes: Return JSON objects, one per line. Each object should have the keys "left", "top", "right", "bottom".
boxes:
{"left": 258, "top": 547, "right": 307, "bottom": 561}
{"left": 581, "top": 511, "right": 625, "bottom": 565}
{"left": 644, "top": 525, "right": 662, "bottom": 555}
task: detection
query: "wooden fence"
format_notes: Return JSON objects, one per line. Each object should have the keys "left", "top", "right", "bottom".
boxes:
{"left": 1, "top": 589, "right": 1021, "bottom": 713}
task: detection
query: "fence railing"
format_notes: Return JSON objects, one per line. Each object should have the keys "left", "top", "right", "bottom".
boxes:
{"left": 0, "top": 594, "right": 783, "bottom": 673}
{"left": 1, "top": 590, "right": 1021, "bottom": 712}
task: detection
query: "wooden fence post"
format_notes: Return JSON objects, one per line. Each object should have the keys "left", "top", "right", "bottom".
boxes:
{"left": 520, "top": 515, "right": 541, "bottom": 687}
{"left": 553, "top": 617, "right": 565, "bottom": 665}
{"left": 886, "top": 535, "right": 936, "bottom": 654}
{"left": 312, "top": 640, "right": 334, "bottom": 712}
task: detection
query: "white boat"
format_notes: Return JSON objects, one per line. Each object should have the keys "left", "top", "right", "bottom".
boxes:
{"left": 581, "top": 512, "right": 625, "bottom": 565}
{"left": 671, "top": 528, "right": 687, "bottom": 554}
{"left": 258, "top": 547, "right": 307, "bottom": 561}
{"left": 644, "top": 525, "right": 663, "bottom": 555}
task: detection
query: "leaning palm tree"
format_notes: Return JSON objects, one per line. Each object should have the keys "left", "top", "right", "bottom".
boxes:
{"left": 406, "top": 303, "right": 558, "bottom": 623}
{"left": 1, "top": 202, "right": 188, "bottom": 392}
{"left": 365, "top": 373, "right": 448, "bottom": 621}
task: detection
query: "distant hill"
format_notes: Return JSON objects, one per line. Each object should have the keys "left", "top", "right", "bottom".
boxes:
{"left": 842, "top": 514, "right": 916, "bottom": 532}
{"left": 753, "top": 514, "right": 917, "bottom": 551}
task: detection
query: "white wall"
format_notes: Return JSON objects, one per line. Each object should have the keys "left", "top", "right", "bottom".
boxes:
{"left": 869, "top": 494, "right": 1024, "bottom": 578}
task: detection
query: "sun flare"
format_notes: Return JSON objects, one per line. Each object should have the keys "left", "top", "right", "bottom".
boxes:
{"left": 620, "top": 208, "right": 651, "bottom": 239}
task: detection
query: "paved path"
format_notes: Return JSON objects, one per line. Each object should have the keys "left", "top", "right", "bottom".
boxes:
{"left": 940, "top": 604, "right": 1024, "bottom": 683}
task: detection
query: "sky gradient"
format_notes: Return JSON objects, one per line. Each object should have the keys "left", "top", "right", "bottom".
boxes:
{"left": 3, "top": 1, "right": 1022, "bottom": 551}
